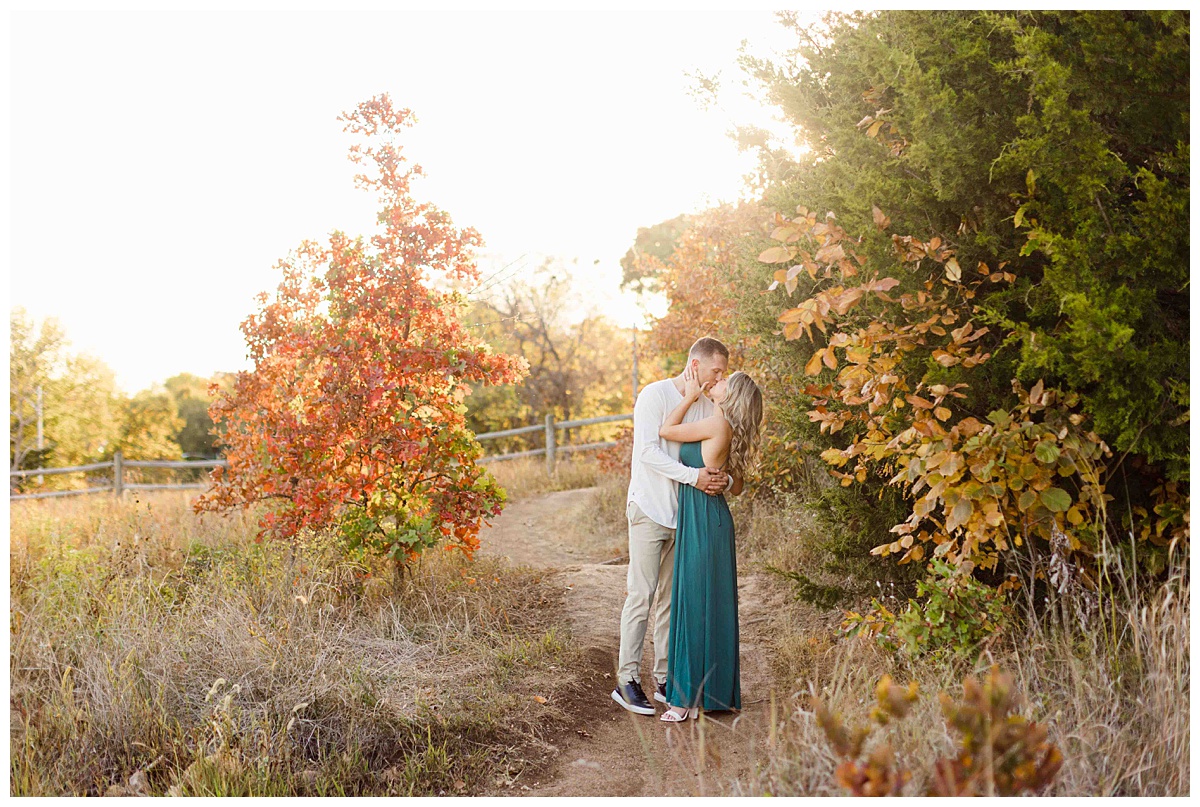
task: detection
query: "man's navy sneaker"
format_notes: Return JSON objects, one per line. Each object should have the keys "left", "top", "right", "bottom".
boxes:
{"left": 611, "top": 679, "right": 656, "bottom": 715}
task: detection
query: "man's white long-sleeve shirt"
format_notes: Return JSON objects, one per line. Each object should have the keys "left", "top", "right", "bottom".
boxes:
{"left": 626, "top": 378, "right": 714, "bottom": 529}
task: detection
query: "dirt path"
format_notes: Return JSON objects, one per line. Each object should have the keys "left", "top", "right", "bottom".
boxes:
{"left": 478, "top": 487, "right": 785, "bottom": 797}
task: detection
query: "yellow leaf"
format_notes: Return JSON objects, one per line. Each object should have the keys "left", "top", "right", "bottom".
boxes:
{"left": 533, "top": 695, "right": 548, "bottom": 704}
{"left": 845, "top": 346, "right": 871, "bottom": 364}
{"left": 820, "top": 448, "right": 849, "bottom": 467}
{"left": 814, "top": 242, "right": 846, "bottom": 264}
{"left": 934, "top": 406, "right": 952, "bottom": 421}
{"left": 933, "top": 350, "right": 959, "bottom": 367}
{"left": 833, "top": 288, "right": 863, "bottom": 315}
{"left": 758, "top": 246, "right": 794, "bottom": 264}
{"left": 867, "top": 119, "right": 884, "bottom": 138}
{"left": 805, "top": 349, "right": 825, "bottom": 376}
{"left": 944, "top": 257, "right": 962, "bottom": 283}
{"left": 872, "top": 205, "right": 890, "bottom": 231}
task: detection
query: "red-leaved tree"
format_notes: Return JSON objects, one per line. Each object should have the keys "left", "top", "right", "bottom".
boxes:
{"left": 195, "top": 96, "right": 528, "bottom": 567}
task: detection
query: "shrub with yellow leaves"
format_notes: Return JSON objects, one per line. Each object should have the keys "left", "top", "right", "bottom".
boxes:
{"left": 814, "top": 668, "right": 1062, "bottom": 796}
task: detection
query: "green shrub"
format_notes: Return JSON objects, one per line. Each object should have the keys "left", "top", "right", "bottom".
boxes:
{"left": 809, "top": 483, "right": 920, "bottom": 586}
{"left": 845, "top": 560, "right": 1013, "bottom": 657}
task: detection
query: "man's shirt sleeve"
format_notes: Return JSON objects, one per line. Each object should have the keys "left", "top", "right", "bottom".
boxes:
{"left": 633, "top": 385, "right": 699, "bottom": 487}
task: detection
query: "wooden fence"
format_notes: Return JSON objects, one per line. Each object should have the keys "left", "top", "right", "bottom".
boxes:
{"left": 9, "top": 453, "right": 228, "bottom": 501}
{"left": 8, "top": 412, "right": 632, "bottom": 500}
{"left": 475, "top": 412, "right": 632, "bottom": 473}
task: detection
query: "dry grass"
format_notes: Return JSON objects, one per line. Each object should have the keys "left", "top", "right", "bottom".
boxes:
{"left": 484, "top": 455, "right": 600, "bottom": 501}
{"left": 587, "top": 470, "right": 630, "bottom": 540}
{"left": 9, "top": 492, "right": 586, "bottom": 796}
{"left": 734, "top": 490, "right": 826, "bottom": 575}
{"left": 729, "top": 495, "right": 1190, "bottom": 797}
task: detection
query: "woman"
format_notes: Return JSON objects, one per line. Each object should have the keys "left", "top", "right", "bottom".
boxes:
{"left": 657, "top": 367, "right": 764, "bottom": 722}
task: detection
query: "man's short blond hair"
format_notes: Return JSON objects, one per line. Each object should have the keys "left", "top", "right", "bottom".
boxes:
{"left": 688, "top": 336, "right": 729, "bottom": 363}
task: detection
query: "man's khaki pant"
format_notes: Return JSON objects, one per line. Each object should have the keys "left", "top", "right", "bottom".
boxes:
{"left": 617, "top": 500, "right": 675, "bottom": 685}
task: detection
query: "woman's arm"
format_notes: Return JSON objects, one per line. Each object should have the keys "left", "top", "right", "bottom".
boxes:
{"left": 660, "top": 387, "right": 699, "bottom": 433}
{"left": 659, "top": 365, "right": 710, "bottom": 441}
{"left": 659, "top": 414, "right": 725, "bottom": 444}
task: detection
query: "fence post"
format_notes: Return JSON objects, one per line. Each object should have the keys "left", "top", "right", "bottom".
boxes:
{"left": 36, "top": 385, "right": 44, "bottom": 486}
{"left": 545, "top": 414, "right": 556, "bottom": 476}
{"left": 632, "top": 329, "right": 639, "bottom": 402}
{"left": 113, "top": 450, "right": 123, "bottom": 498}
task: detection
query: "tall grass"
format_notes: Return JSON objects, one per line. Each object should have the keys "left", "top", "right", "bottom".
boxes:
{"left": 10, "top": 493, "right": 583, "bottom": 796}
{"left": 729, "top": 495, "right": 1189, "bottom": 797}
{"left": 484, "top": 455, "right": 600, "bottom": 501}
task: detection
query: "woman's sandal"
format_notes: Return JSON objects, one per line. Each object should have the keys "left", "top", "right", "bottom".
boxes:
{"left": 659, "top": 707, "right": 699, "bottom": 723}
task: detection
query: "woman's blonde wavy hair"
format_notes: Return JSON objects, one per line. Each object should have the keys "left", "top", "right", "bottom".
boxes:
{"left": 721, "top": 371, "right": 764, "bottom": 480}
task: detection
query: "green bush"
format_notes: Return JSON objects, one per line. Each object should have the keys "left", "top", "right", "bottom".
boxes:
{"left": 712, "top": 9, "right": 1190, "bottom": 597}
{"left": 845, "top": 560, "right": 1013, "bottom": 656}
{"left": 741, "top": 11, "right": 1188, "bottom": 479}
{"left": 810, "top": 484, "right": 920, "bottom": 586}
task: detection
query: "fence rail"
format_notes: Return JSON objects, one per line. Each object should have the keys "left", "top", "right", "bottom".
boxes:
{"left": 123, "top": 459, "right": 226, "bottom": 470}
{"left": 9, "top": 461, "right": 114, "bottom": 478}
{"left": 9, "top": 453, "right": 226, "bottom": 501}
{"left": 475, "top": 412, "right": 631, "bottom": 472}
{"left": 9, "top": 412, "right": 633, "bottom": 500}
{"left": 473, "top": 423, "right": 546, "bottom": 441}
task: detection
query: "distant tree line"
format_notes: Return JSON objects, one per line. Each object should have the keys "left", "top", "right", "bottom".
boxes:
{"left": 463, "top": 259, "right": 646, "bottom": 451}
{"left": 10, "top": 307, "right": 229, "bottom": 473}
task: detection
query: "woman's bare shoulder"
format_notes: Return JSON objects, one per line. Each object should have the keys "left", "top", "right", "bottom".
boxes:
{"left": 706, "top": 415, "right": 732, "bottom": 448}
{"left": 699, "top": 414, "right": 731, "bottom": 434}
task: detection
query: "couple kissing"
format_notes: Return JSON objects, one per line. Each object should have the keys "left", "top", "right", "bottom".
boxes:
{"left": 611, "top": 336, "right": 764, "bottom": 723}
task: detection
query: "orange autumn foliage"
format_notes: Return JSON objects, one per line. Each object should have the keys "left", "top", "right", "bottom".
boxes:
{"left": 639, "top": 202, "right": 765, "bottom": 365}
{"left": 195, "top": 96, "right": 527, "bottom": 564}
{"left": 760, "top": 205, "right": 1123, "bottom": 577}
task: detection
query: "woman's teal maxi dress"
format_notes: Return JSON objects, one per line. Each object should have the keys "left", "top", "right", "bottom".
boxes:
{"left": 665, "top": 440, "right": 741, "bottom": 712}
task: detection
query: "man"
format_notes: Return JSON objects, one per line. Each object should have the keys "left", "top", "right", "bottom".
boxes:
{"left": 611, "top": 336, "right": 743, "bottom": 715}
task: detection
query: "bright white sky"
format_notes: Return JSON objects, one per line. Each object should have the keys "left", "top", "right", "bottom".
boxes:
{"left": 10, "top": 8, "right": 807, "bottom": 394}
